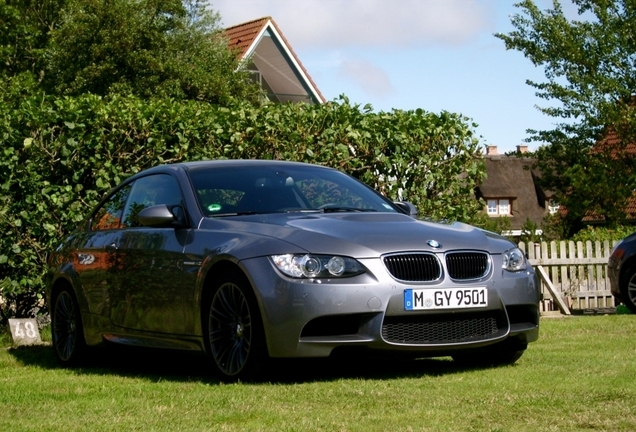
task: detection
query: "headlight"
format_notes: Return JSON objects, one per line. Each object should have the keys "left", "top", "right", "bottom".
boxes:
{"left": 502, "top": 247, "right": 526, "bottom": 272}
{"left": 271, "top": 254, "right": 365, "bottom": 278}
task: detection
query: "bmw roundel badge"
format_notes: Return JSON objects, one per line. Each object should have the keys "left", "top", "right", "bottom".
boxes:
{"left": 427, "top": 240, "right": 441, "bottom": 249}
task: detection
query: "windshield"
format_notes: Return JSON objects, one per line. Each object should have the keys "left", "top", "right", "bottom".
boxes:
{"left": 187, "top": 164, "right": 399, "bottom": 217}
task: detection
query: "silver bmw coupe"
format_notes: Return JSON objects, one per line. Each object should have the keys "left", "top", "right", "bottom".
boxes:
{"left": 47, "top": 160, "right": 540, "bottom": 380}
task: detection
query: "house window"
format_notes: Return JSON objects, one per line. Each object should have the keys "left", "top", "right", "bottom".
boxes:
{"left": 487, "top": 200, "right": 498, "bottom": 214}
{"left": 487, "top": 199, "right": 511, "bottom": 216}
{"left": 548, "top": 199, "right": 559, "bottom": 215}
{"left": 248, "top": 70, "right": 262, "bottom": 86}
{"left": 499, "top": 199, "right": 510, "bottom": 215}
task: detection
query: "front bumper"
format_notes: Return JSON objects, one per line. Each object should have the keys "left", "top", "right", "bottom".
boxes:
{"left": 241, "top": 256, "right": 540, "bottom": 358}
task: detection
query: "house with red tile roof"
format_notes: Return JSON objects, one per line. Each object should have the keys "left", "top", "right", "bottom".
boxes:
{"left": 224, "top": 17, "right": 325, "bottom": 105}
{"left": 581, "top": 129, "right": 636, "bottom": 222}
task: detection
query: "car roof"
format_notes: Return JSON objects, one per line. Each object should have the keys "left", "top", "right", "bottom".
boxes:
{"left": 180, "top": 160, "right": 327, "bottom": 171}
{"left": 138, "top": 160, "right": 331, "bottom": 175}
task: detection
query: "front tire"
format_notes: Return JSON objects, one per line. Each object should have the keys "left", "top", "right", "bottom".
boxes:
{"left": 51, "top": 287, "right": 86, "bottom": 366}
{"left": 619, "top": 264, "right": 636, "bottom": 313}
{"left": 205, "top": 272, "right": 267, "bottom": 381}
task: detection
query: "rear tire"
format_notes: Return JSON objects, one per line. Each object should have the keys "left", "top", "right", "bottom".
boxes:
{"left": 51, "top": 287, "right": 86, "bottom": 366}
{"left": 619, "top": 264, "right": 636, "bottom": 313}
{"left": 204, "top": 271, "right": 268, "bottom": 381}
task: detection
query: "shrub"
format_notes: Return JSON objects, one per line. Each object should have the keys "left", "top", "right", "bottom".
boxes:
{"left": 570, "top": 225, "right": 635, "bottom": 244}
{"left": 0, "top": 90, "right": 485, "bottom": 322}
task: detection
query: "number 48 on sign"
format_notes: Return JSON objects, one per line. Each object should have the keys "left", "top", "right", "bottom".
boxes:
{"left": 8, "top": 318, "right": 41, "bottom": 346}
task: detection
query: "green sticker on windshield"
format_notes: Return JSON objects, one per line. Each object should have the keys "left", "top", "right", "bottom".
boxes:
{"left": 207, "top": 204, "right": 222, "bottom": 212}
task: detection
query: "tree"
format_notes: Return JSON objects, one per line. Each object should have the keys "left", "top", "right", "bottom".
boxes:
{"left": 496, "top": 0, "right": 636, "bottom": 236}
{"left": 0, "top": 0, "right": 259, "bottom": 104}
{"left": 44, "top": 0, "right": 260, "bottom": 104}
{"left": 0, "top": 0, "right": 66, "bottom": 82}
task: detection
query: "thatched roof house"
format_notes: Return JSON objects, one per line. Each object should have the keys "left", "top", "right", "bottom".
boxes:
{"left": 475, "top": 145, "right": 555, "bottom": 234}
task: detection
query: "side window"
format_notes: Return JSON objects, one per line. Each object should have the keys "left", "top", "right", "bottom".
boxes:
{"left": 91, "top": 185, "right": 131, "bottom": 231}
{"left": 121, "top": 174, "right": 183, "bottom": 228}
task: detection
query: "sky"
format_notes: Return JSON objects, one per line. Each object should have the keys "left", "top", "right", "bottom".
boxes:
{"left": 210, "top": 0, "right": 579, "bottom": 154}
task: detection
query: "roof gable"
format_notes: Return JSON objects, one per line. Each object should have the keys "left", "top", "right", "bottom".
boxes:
{"left": 225, "top": 17, "right": 268, "bottom": 58}
{"left": 224, "top": 17, "right": 325, "bottom": 104}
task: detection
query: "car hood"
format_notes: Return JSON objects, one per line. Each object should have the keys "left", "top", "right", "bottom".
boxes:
{"left": 200, "top": 212, "right": 514, "bottom": 258}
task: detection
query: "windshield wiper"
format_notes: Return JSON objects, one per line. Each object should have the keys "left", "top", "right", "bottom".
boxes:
{"left": 209, "top": 211, "right": 266, "bottom": 217}
{"left": 210, "top": 208, "right": 377, "bottom": 216}
{"left": 318, "top": 207, "right": 378, "bottom": 213}
{"left": 211, "top": 210, "right": 318, "bottom": 217}
{"left": 283, "top": 209, "right": 323, "bottom": 213}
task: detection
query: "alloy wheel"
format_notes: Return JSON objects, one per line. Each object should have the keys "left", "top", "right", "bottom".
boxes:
{"left": 627, "top": 275, "right": 636, "bottom": 307}
{"left": 53, "top": 291, "right": 78, "bottom": 362}
{"left": 209, "top": 282, "right": 253, "bottom": 376}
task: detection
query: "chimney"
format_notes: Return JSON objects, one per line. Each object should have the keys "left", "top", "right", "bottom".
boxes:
{"left": 517, "top": 145, "right": 529, "bottom": 154}
{"left": 486, "top": 145, "right": 498, "bottom": 156}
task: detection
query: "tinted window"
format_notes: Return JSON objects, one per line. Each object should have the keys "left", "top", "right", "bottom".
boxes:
{"left": 296, "top": 177, "right": 366, "bottom": 209}
{"left": 121, "top": 174, "right": 183, "bottom": 227}
{"left": 91, "top": 185, "right": 131, "bottom": 231}
{"left": 188, "top": 164, "right": 397, "bottom": 216}
{"left": 197, "top": 188, "right": 245, "bottom": 214}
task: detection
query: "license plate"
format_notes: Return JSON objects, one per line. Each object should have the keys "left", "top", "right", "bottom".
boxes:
{"left": 404, "top": 287, "right": 488, "bottom": 310}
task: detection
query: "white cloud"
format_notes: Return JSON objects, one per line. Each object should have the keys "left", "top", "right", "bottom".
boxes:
{"left": 211, "top": 0, "right": 494, "bottom": 49}
{"left": 337, "top": 58, "right": 395, "bottom": 99}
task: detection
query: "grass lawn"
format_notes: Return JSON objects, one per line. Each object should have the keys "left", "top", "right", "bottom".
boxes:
{"left": 1, "top": 315, "right": 635, "bottom": 431}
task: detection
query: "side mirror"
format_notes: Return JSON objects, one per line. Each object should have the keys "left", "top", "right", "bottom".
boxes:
{"left": 138, "top": 204, "right": 185, "bottom": 228}
{"left": 393, "top": 201, "right": 418, "bottom": 217}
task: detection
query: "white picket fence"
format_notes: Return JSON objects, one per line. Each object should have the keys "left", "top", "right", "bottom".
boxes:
{"left": 518, "top": 240, "right": 618, "bottom": 314}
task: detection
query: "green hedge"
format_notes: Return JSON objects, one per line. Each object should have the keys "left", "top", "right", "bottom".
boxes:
{"left": 0, "top": 89, "right": 485, "bottom": 320}
{"left": 569, "top": 225, "right": 635, "bottom": 244}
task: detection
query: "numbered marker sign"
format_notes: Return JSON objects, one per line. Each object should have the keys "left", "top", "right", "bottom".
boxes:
{"left": 8, "top": 318, "right": 41, "bottom": 346}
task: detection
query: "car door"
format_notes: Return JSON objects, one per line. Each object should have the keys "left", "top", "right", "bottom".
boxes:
{"left": 73, "top": 184, "right": 131, "bottom": 318}
{"left": 108, "top": 173, "right": 191, "bottom": 334}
